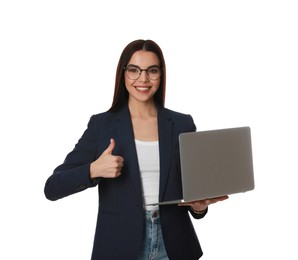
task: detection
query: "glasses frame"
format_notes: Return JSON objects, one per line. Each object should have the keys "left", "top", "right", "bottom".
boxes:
{"left": 124, "top": 64, "right": 162, "bottom": 81}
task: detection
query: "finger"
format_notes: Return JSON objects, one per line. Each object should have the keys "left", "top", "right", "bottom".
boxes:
{"left": 114, "top": 155, "right": 124, "bottom": 164}
{"left": 103, "top": 138, "right": 115, "bottom": 155}
{"left": 209, "top": 195, "right": 229, "bottom": 203}
{"left": 109, "top": 168, "right": 122, "bottom": 178}
{"left": 115, "top": 171, "right": 122, "bottom": 177}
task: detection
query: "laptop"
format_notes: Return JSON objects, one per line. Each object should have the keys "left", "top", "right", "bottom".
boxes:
{"left": 148, "top": 126, "right": 255, "bottom": 206}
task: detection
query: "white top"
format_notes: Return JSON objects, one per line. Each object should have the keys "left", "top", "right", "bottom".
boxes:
{"left": 135, "top": 139, "right": 160, "bottom": 211}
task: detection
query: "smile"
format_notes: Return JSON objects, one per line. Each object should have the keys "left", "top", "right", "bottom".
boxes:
{"left": 135, "top": 86, "right": 152, "bottom": 91}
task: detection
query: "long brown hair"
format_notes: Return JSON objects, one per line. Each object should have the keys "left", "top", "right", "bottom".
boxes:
{"left": 108, "top": 39, "right": 166, "bottom": 112}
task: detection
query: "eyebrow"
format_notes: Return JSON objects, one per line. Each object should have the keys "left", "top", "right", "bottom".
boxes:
{"left": 127, "top": 64, "right": 160, "bottom": 69}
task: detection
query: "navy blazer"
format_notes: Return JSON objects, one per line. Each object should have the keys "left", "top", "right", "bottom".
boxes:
{"left": 45, "top": 104, "right": 207, "bottom": 260}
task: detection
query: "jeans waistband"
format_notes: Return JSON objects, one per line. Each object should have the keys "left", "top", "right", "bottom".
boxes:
{"left": 145, "top": 210, "right": 160, "bottom": 219}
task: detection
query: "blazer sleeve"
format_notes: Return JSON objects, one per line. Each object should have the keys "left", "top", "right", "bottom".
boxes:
{"left": 44, "top": 115, "right": 100, "bottom": 201}
{"left": 188, "top": 206, "right": 208, "bottom": 219}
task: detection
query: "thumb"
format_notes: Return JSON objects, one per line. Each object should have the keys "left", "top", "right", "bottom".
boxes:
{"left": 104, "top": 138, "right": 115, "bottom": 155}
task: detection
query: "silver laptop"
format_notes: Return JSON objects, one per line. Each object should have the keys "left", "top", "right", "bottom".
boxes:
{"left": 148, "top": 126, "right": 255, "bottom": 206}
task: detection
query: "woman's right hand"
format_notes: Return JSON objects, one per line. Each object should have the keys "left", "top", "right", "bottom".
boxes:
{"left": 90, "top": 138, "right": 124, "bottom": 179}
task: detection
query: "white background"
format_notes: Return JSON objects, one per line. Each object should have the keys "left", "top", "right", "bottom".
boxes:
{"left": 1, "top": 0, "right": 297, "bottom": 259}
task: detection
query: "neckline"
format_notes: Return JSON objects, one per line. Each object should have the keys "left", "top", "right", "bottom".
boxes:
{"left": 135, "top": 139, "right": 159, "bottom": 145}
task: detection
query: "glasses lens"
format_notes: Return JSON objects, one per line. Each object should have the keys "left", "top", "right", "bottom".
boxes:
{"left": 147, "top": 67, "right": 161, "bottom": 80}
{"left": 125, "top": 65, "right": 162, "bottom": 80}
{"left": 126, "top": 66, "right": 140, "bottom": 80}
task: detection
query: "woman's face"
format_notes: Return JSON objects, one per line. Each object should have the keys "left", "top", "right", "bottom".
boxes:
{"left": 124, "top": 50, "right": 161, "bottom": 105}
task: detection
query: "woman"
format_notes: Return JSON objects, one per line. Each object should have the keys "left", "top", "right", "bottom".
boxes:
{"left": 44, "top": 39, "right": 228, "bottom": 260}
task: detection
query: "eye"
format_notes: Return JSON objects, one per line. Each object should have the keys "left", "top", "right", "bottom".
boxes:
{"left": 148, "top": 67, "right": 160, "bottom": 74}
{"left": 127, "top": 66, "right": 140, "bottom": 73}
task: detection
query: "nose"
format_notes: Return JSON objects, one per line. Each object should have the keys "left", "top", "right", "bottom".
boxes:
{"left": 139, "top": 70, "right": 150, "bottom": 82}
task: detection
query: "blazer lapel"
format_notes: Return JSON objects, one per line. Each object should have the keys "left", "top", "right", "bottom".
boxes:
{"left": 114, "top": 105, "right": 174, "bottom": 204}
{"left": 115, "top": 105, "right": 142, "bottom": 197}
{"left": 157, "top": 106, "right": 174, "bottom": 202}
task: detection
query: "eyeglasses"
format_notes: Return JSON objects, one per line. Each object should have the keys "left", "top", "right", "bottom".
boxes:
{"left": 124, "top": 65, "right": 162, "bottom": 80}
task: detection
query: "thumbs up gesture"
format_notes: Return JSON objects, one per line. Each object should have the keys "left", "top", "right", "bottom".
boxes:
{"left": 90, "top": 138, "right": 124, "bottom": 179}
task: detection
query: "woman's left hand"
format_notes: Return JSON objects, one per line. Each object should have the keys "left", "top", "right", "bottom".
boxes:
{"left": 178, "top": 195, "right": 229, "bottom": 213}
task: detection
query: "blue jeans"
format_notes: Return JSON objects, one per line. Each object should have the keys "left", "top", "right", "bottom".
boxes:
{"left": 138, "top": 210, "right": 169, "bottom": 260}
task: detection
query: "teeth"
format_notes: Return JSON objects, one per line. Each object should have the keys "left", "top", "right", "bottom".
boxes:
{"left": 136, "top": 87, "right": 150, "bottom": 91}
